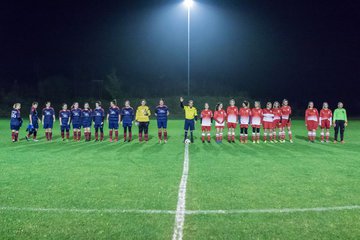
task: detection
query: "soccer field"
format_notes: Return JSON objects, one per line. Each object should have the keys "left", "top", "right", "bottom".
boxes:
{"left": 1, "top": 119, "right": 360, "bottom": 239}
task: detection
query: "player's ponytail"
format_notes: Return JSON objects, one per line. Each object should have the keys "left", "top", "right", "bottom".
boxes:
{"left": 243, "top": 101, "right": 249, "bottom": 108}
{"left": 215, "top": 102, "right": 222, "bottom": 111}
{"left": 111, "top": 99, "right": 117, "bottom": 106}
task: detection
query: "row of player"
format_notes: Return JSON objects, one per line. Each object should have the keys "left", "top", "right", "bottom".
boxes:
{"left": 9, "top": 98, "right": 348, "bottom": 144}
{"left": 179, "top": 98, "right": 348, "bottom": 144}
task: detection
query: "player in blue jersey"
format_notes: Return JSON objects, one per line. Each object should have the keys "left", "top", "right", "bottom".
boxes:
{"left": 42, "top": 101, "right": 56, "bottom": 141}
{"left": 93, "top": 101, "right": 105, "bottom": 141}
{"left": 10, "top": 103, "right": 22, "bottom": 142}
{"left": 155, "top": 99, "right": 169, "bottom": 143}
{"left": 82, "top": 102, "right": 92, "bottom": 141}
{"left": 70, "top": 102, "right": 82, "bottom": 141}
{"left": 59, "top": 103, "right": 71, "bottom": 141}
{"left": 121, "top": 100, "right": 135, "bottom": 142}
{"left": 26, "top": 102, "right": 39, "bottom": 142}
{"left": 107, "top": 99, "right": 121, "bottom": 142}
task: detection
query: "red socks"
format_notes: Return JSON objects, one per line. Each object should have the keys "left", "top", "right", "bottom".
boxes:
{"left": 115, "top": 130, "right": 118, "bottom": 141}
{"left": 109, "top": 130, "right": 113, "bottom": 141}
{"left": 164, "top": 131, "right": 167, "bottom": 141}
{"left": 158, "top": 130, "right": 162, "bottom": 140}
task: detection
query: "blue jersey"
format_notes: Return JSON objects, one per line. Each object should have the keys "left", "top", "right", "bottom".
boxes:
{"left": 82, "top": 109, "right": 92, "bottom": 126}
{"left": 155, "top": 105, "right": 169, "bottom": 121}
{"left": 11, "top": 109, "right": 21, "bottom": 126}
{"left": 59, "top": 110, "right": 71, "bottom": 126}
{"left": 93, "top": 108, "right": 105, "bottom": 124}
{"left": 71, "top": 108, "right": 82, "bottom": 125}
{"left": 42, "top": 107, "right": 55, "bottom": 123}
{"left": 121, "top": 107, "right": 135, "bottom": 124}
{"left": 108, "top": 107, "right": 120, "bottom": 123}
{"left": 30, "top": 107, "right": 38, "bottom": 124}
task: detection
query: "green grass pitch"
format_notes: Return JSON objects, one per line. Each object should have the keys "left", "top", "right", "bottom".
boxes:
{"left": 1, "top": 119, "right": 360, "bottom": 239}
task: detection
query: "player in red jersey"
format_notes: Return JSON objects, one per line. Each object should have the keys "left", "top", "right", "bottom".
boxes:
{"left": 319, "top": 102, "right": 332, "bottom": 143}
{"left": 280, "top": 99, "right": 293, "bottom": 143}
{"left": 226, "top": 99, "right": 238, "bottom": 143}
{"left": 262, "top": 102, "right": 275, "bottom": 143}
{"left": 214, "top": 103, "right": 227, "bottom": 143}
{"left": 305, "top": 101, "right": 319, "bottom": 142}
{"left": 272, "top": 101, "right": 282, "bottom": 142}
{"left": 200, "top": 103, "right": 213, "bottom": 143}
{"left": 251, "top": 101, "right": 263, "bottom": 144}
{"left": 239, "top": 101, "right": 251, "bottom": 143}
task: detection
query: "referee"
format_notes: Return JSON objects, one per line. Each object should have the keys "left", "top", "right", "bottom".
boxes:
{"left": 180, "top": 97, "right": 198, "bottom": 143}
{"left": 333, "top": 102, "right": 348, "bottom": 144}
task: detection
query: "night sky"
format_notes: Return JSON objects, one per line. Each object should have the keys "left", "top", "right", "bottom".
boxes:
{"left": 1, "top": 0, "right": 359, "bottom": 113}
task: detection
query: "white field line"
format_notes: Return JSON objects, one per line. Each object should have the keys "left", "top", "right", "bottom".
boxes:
{"left": 0, "top": 206, "right": 175, "bottom": 214}
{"left": 1, "top": 205, "right": 360, "bottom": 215}
{"left": 172, "top": 143, "right": 190, "bottom": 240}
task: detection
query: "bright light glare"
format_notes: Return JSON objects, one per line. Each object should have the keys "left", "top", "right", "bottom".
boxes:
{"left": 184, "top": 0, "right": 194, "bottom": 8}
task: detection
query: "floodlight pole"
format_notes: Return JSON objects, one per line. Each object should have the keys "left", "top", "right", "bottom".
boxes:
{"left": 187, "top": 5, "right": 191, "bottom": 96}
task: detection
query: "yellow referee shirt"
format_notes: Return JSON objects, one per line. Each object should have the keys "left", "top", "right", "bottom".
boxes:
{"left": 183, "top": 106, "right": 198, "bottom": 120}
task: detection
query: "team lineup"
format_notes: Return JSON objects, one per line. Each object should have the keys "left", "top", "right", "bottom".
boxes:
{"left": 9, "top": 97, "right": 348, "bottom": 144}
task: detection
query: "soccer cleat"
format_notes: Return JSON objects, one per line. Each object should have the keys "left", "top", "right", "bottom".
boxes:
{"left": 289, "top": 139, "right": 293, "bottom": 143}
{"left": 128, "top": 139, "right": 131, "bottom": 142}
{"left": 341, "top": 140, "right": 345, "bottom": 144}
{"left": 33, "top": 139, "right": 39, "bottom": 142}
{"left": 333, "top": 140, "right": 337, "bottom": 144}
{"left": 159, "top": 140, "right": 162, "bottom": 144}
{"left": 25, "top": 136, "right": 29, "bottom": 141}
{"left": 109, "top": 139, "right": 113, "bottom": 143}
{"left": 256, "top": 140, "right": 260, "bottom": 144}
{"left": 252, "top": 141, "right": 256, "bottom": 144}
{"left": 207, "top": 140, "right": 210, "bottom": 143}
{"left": 321, "top": 140, "right": 324, "bottom": 143}
{"left": 264, "top": 140, "right": 267, "bottom": 143}
{"left": 326, "top": 140, "right": 330, "bottom": 143}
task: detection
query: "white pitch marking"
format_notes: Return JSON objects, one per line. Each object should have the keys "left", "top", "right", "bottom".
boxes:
{"left": 1, "top": 205, "right": 360, "bottom": 215}
{"left": 172, "top": 142, "right": 190, "bottom": 240}
{"left": 0, "top": 206, "right": 175, "bottom": 214}
{"left": 185, "top": 205, "right": 360, "bottom": 215}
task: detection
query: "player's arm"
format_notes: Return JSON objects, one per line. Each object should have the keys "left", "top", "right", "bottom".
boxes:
{"left": 147, "top": 108, "right": 151, "bottom": 117}
{"left": 194, "top": 109, "right": 198, "bottom": 122}
{"left": 344, "top": 109, "right": 348, "bottom": 126}
{"left": 180, "top": 97, "right": 184, "bottom": 109}
{"left": 29, "top": 113, "right": 32, "bottom": 125}
{"left": 106, "top": 113, "right": 109, "bottom": 122}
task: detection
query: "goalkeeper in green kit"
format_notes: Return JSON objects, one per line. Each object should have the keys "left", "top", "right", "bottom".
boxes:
{"left": 333, "top": 102, "right": 348, "bottom": 144}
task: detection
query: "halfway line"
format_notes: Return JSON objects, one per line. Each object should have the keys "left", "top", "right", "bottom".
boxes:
{"left": 172, "top": 143, "right": 190, "bottom": 240}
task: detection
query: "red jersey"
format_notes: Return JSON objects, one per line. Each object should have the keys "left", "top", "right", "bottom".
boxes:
{"left": 239, "top": 107, "right": 251, "bottom": 125}
{"left": 281, "top": 106, "right": 292, "bottom": 120}
{"left": 201, "top": 109, "right": 213, "bottom": 127}
{"left": 305, "top": 108, "right": 319, "bottom": 122}
{"left": 251, "top": 108, "right": 263, "bottom": 125}
{"left": 262, "top": 108, "right": 274, "bottom": 122}
{"left": 320, "top": 109, "right": 332, "bottom": 120}
{"left": 214, "top": 109, "right": 227, "bottom": 126}
{"left": 272, "top": 108, "right": 282, "bottom": 121}
{"left": 226, "top": 106, "right": 238, "bottom": 123}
